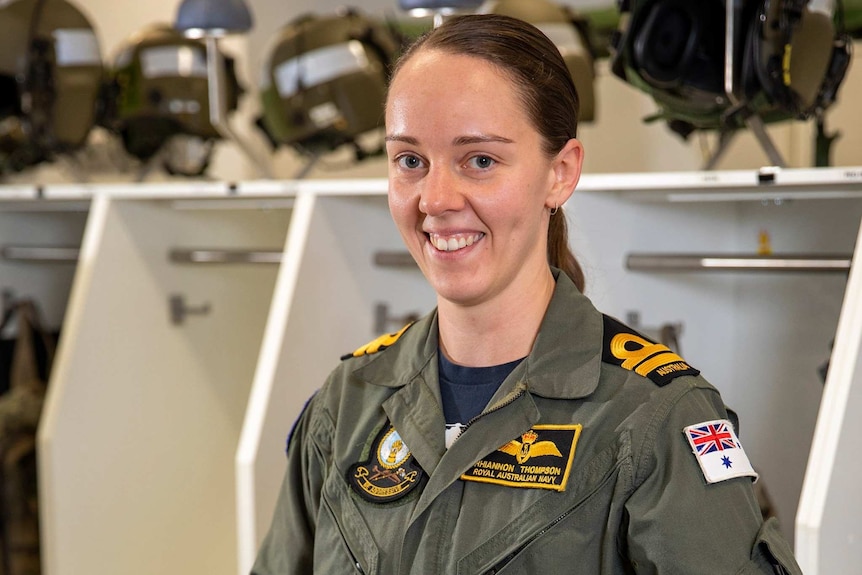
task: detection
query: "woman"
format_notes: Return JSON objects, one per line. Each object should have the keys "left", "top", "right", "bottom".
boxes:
{"left": 252, "top": 14, "right": 801, "bottom": 574}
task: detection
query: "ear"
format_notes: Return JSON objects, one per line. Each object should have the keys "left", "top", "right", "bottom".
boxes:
{"left": 546, "top": 138, "right": 584, "bottom": 210}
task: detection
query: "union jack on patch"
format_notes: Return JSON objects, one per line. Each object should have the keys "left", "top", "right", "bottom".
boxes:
{"left": 683, "top": 419, "right": 758, "bottom": 484}
{"left": 686, "top": 421, "right": 738, "bottom": 455}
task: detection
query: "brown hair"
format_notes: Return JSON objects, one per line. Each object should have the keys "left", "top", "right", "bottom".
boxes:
{"left": 390, "top": 13, "right": 585, "bottom": 292}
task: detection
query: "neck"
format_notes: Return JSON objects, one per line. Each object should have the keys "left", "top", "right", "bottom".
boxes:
{"left": 437, "top": 266, "right": 556, "bottom": 367}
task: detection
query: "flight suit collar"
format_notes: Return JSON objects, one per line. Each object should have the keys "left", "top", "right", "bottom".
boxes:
{"left": 350, "top": 310, "right": 439, "bottom": 391}
{"left": 351, "top": 269, "right": 602, "bottom": 400}
{"left": 348, "top": 270, "right": 603, "bottom": 476}
{"left": 350, "top": 313, "right": 445, "bottom": 475}
{"left": 520, "top": 269, "right": 603, "bottom": 400}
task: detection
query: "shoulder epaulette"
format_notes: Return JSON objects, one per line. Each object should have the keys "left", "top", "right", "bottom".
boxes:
{"left": 340, "top": 322, "right": 414, "bottom": 361}
{"left": 601, "top": 314, "right": 699, "bottom": 386}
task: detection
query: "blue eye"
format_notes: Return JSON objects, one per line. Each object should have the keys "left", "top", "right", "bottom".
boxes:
{"left": 469, "top": 155, "right": 495, "bottom": 169}
{"left": 397, "top": 155, "right": 424, "bottom": 169}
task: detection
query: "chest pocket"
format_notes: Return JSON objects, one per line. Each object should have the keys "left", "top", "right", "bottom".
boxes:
{"left": 456, "top": 432, "right": 631, "bottom": 575}
{"left": 317, "top": 470, "right": 380, "bottom": 574}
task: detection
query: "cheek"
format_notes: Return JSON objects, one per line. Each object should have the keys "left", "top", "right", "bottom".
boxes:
{"left": 481, "top": 181, "right": 539, "bottom": 223}
{"left": 388, "top": 184, "right": 418, "bottom": 229}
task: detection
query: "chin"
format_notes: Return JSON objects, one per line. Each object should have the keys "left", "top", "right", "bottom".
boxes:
{"left": 432, "top": 278, "right": 486, "bottom": 308}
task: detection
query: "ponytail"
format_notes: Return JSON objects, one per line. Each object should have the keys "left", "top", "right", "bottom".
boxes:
{"left": 547, "top": 207, "right": 585, "bottom": 292}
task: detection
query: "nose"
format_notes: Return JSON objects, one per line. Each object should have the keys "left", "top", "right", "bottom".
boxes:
{"left": 418, "top": 167, "right": 466, "bottom": 216}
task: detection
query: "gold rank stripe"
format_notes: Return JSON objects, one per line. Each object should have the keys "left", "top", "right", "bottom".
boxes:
{"left": 343, "top": 322, "right": 414, "bottom": 359}
{"left": 601, "top": 314, "right": 699, "bottom": 386}
{"left": 610, "top": 332, "right": 688, "bottom": 377}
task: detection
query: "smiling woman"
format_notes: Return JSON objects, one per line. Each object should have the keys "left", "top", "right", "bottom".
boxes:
{"left": 385, "top": 47, "right": 583, "bottom": 361}
{"left": 252, "top": 14, "right": 803, "bottom": 575}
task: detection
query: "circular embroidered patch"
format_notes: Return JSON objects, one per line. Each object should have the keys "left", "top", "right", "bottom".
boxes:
{"left": 348, "top": 423, "right": 425, "bottom": 504}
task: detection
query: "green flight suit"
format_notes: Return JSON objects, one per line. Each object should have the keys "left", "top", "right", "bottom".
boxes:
{"left": 252, "top": 271, "right": 802, "bottom": 574}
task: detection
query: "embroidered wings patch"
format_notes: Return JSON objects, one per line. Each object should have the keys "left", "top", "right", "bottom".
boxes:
{"left": 461, "top": 425, "right": 582, "bottom": 492}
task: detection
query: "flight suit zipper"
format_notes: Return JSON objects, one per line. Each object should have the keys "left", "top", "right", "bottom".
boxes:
{"left": 458, "top": 389, "right": 526, "bottom": 438}
{"left": 336, "top": 520, "right": 366, "bottom": 574}
{"left": 462, "top": 388, "right": 536, "bottom": 575}
{"left": 321, "top": 496, "right": 367, "bottom": 574}
{"left": 479, "top": 453, "right": 620, "bottom": 574}
{"left": 336, "top": 525, "right": 366, "bottom": 574}
{"left": 481, "top": 505, "right": 576, "bottom": 575}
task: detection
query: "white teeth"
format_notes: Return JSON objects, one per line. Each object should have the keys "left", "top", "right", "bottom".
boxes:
{"left": 429, "top": 233, "right": 483, "bottom": 252}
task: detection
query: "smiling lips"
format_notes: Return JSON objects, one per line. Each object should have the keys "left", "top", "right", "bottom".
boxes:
{"left": 428, "top": 232, "right": 485, "bottom": 252}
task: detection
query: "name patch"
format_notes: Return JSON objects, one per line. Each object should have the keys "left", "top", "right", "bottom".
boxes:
{"left": 461, "top": 425, "right": 582, "bottom": 491}
{"left": 348, "top": 424, "right": 424, "bottom": 503}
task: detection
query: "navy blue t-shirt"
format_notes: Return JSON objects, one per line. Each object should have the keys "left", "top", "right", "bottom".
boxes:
{"left": 438, "top": 352, "right": 524, "bottom": 447}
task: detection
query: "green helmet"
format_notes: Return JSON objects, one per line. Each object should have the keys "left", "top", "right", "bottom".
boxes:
{"left": 0, "top": 0, "right": 102, "bottom": 174}
{"left": 100, "top": 23, "right": 242, "bottom": 171}
{"left": 478, "top": 0, "right": 597, "bottom": 122}
{"left": 257, "top": 8, "right": 401, "bottom": 157}
{"left": 610, "top": 0, "right": 851, "bottom": 138}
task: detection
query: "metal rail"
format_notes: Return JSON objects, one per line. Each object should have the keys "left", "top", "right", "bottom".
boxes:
{"left": 168, "top": 249, "right": 283, "bottom": 264}
{"left": 627, "top": 254, "right": 852, "bottom": 273}
{"left": 0, "top": 246, "right": 80, "bottom": 263}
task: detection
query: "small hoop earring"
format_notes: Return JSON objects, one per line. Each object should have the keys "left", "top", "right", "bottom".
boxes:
{"left": 549, "top": 203, "right": 558, "bottom": 216}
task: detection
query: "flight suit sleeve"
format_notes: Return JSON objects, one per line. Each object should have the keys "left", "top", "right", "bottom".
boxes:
{"left": 251, "top": 395, "right": 327, "bottom": 575}
{"left": 623, "top": 383, "right": 802, "bottom": 574}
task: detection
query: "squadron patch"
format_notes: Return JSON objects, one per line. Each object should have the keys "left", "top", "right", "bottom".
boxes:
{"left": 347, "top": 423, "right": 425, "bottom": 503}
{"left": 683, "top": 419, "right": 758, "bottom": 484}
{"left": 341, "top": 322, "right": 414, "bottom": 360}
{"left": 461, "top": 425, "right": 581, "bottom": 492}
{"left": 602, "top": 314, "right": 699, "bottom": 386}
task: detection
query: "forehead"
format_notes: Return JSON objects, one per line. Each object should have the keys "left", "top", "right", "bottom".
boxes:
{"left": 390, "top": 49, "right": 518, "bottom": 96}
{"left": 386, "top": 50, "right": 530, "bottom": 131}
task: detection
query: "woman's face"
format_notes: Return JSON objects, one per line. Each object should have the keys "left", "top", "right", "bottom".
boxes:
{"left": 386, "top": 50, "right": 579, "bottom": 309}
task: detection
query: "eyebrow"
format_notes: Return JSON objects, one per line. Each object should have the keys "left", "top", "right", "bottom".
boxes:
{"left": 453, "top": 134, "right": 514, "bottom": 146}
{"left": 384, "top": 134, "right": 515, "bottom": 145}
{"left": 385, "top": 135, "right": 419, "bottom": 144}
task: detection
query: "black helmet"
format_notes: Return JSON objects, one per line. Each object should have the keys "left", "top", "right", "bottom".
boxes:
{"left": 0, "top": 0, "right": 103, "bottom": 175}
{"left": 610, "top": 0, "right": 851, "bottom": 138}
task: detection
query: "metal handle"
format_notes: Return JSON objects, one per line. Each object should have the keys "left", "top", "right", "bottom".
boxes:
{"left": 1, "top": 246, "right": 80, "bottom": 263}
{"left": 373, "top": 251, "right": 417, "bottom": 268}
{"left": 626, "top": 254, "right": 852, "bottom": 273}
{"left": 168, "top": 249, "right": 282, "bottom": 264}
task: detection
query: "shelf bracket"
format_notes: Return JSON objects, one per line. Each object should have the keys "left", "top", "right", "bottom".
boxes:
{"left": 169, "top": 294, "right": 212, "bottom": 325}
{"left": 374, "top": 303, "right": 420, "bottom": 334}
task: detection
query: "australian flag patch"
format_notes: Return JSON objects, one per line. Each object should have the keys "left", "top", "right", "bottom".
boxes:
{"left": 683, "top": 419, "right": 758, "bottom": 484}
